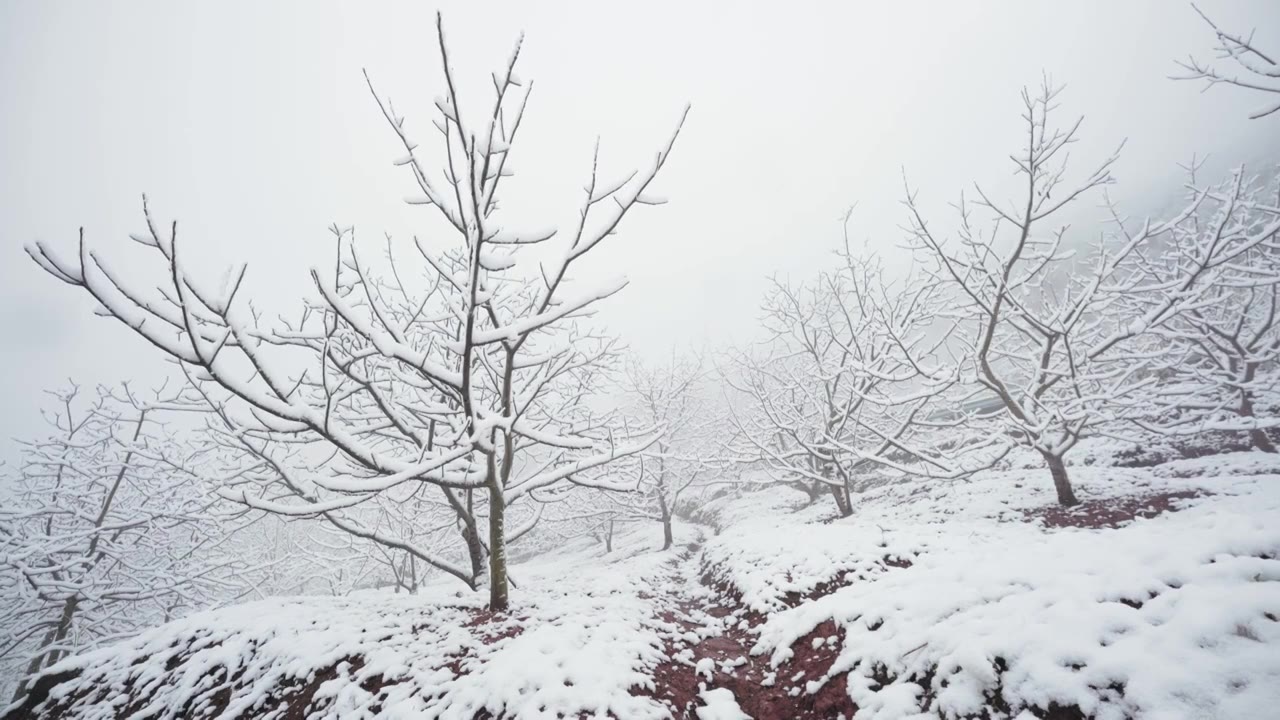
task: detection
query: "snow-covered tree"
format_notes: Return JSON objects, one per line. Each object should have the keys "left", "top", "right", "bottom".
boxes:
{"left": 528, "top": 485, "right": 633, "bottom": 555}
{"left": 620, "top": 354, "right": 719, "bottom": 550}
{"left": 27, "top": 15, "right": 685, "bottom": 611}
{"left": 225, "top": 513, "right": 395, "bottom": 597}
{"left": 0, "top": 384, "right": 244, "bottom": 701}
{"left": 1127, "top": 164, "right": 1280, "bottom": 452}
{"left": 1133, "top": 9, "right": 1280, "bottom": 451}
{"left": 904, "top": 82, "right": 1273, "bottom": 506}
{"left": 725, "top": 224, "right": 987, "bottom": 517}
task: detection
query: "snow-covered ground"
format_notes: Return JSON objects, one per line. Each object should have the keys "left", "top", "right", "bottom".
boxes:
{"left": 6, "top": 523, "right": 698, "bottom": 720}
{"left": 7, "top": 446, "right": 1280, "bottom": 719}
{"left": 716, "top": 449, "right": 1280, "bottom": 719}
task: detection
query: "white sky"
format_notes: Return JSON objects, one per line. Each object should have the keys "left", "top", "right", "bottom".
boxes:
{"left": 3, "top": 0, "right": 1280, "bottom": 461}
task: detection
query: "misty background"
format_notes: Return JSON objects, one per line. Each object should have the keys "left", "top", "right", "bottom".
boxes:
{"left": 3, "top": 0, "right": 1280, "bottom": 465}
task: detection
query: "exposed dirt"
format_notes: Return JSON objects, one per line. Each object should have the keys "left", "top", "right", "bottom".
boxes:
{"left": 1022, "top": 490, "right": 1206, "bottom": 529}
{"left": 638, "top": 545, "right": 857, "bottom": 720}
{"left": 2, "top": 670, "right": 80, "bottom": 720}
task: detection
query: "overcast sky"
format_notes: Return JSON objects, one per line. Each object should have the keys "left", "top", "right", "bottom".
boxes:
{"left": 3, "top": 0, "right": 1280, "bottom": 460}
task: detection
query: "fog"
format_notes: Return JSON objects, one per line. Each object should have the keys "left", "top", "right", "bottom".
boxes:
{"left": 3, "top": 0, "right": 1279, "bottom": 463}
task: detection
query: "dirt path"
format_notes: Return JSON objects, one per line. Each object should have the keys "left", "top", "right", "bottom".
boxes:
{"left": 642, "top": 537, "right": 856, "bottom": 720}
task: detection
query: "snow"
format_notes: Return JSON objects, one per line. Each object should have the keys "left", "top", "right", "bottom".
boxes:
{"left": 751, "top": 488, "right": 1280, "bottom": 717}
{"left": 19, "top": 522, "right": 699, "bottom": 720}
{"left": 695, "top": 688, "right": 751, "bottom": 720}
{"left": 703, "top": 514, "right": 926, "bottom": 614}
{"left": 703, "top": 447, "right": 1280, "bottom": 718}
{"left": 13, "top": 442, "right": 1280, "bottom": 720}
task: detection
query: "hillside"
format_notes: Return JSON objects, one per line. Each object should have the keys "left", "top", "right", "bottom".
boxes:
{"left": 6, "top": 444, "right": 1279, "bottom": 720}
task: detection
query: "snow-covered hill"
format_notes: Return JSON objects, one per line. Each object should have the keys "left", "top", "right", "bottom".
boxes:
{"left": 7, "top": 447, "right": 1279, "bottom": 719}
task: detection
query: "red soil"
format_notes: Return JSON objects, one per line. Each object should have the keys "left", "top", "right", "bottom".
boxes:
{"left": 1023, "top": 490, "right": 1206, "bottom": 529}
{"left": 640, "top": 553, "right": 857, "bottom": 720}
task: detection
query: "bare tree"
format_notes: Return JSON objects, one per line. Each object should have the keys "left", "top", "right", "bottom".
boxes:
{"left": 220, "top": 515, "right": 375, "bottom": 598}
{"left": 1177, "top": 4, "right": 1280, "bottom": 120}
{"left": 1127, "top": 163, "right": 1280, "bottom": 452}
{"left": 904, "top": 82, "right": 1275, "bottom": 506}
{"left": 27, "top": 15, "right": 686, "bottom": 611}
{"left": 0, "top": 384, "right": 245, "bottom": 701}
{"left": 620, "top": 354, "right": 718, "bottom": 550}
{"left": 724, "top": 225, "right": 989, "bottom": 517}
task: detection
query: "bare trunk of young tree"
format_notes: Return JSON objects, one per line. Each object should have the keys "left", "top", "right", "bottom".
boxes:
{"left": 1042, "top": 452, "right": 1079, "bottom": 507}
{"left": 1250, "top": 428, "right": 1277, "bottom": 454}
{"left": 657, "top": 491, "right": 674, "bottom": 550}
{"left": 486, "top": 471, "right": 508, "bottom": 612}
{"left": 463, "top": 520, "right": 486, "bottom": 584}
{"left": 830, "top": 483, "right": 853, "bottom": 517}
{"left": 605, "top": 520, "right": 615, "bottom": 554}
{"left": 454, "top": 490, "right": 486, "bottom": 586}
{"left": 1239, "top": 381, "right": 1278, "bottom": 453}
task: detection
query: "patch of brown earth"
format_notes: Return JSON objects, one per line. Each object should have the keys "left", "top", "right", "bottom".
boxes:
{"left": 1023, "top": 490, "right": 1206, "bottom": 529}
{"left": 633, "top": 542, "right": 894, "bottom": 718}
{"left": 640, "top": 578, "right": 856, "bottom": 720}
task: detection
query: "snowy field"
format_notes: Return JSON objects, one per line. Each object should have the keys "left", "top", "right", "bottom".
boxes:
{"left": 7, "top": 444, "right": 1278, "bottom": 720}
{"left": 8, "top": 5, "right": 1280, "bottom": 719}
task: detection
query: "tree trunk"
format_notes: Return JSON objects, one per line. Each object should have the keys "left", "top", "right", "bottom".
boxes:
{"left": 830, "top": 484, "right": 852, "bottom": 517}
{"left": 14, "top": 595, "right": 79, "bottom": 702}
{"left": 1239, "top": 386, "right": 1277, "bottom": 453}
{"left": 658, "top": 492, "right": 673, "bottom": 550}
{"left": 462, "top": 517, "right": 486, "bottom": 586}
{"left": 13, "top": 625, "right": 57, "bottom": 702}
{"left": 605, "top": 519, "right": 614, "bottom": 554}
{"left": 1043, "top": 453, "right": 1079, "bottom": 507}
{"left": 1250, "top": 428, "right": 1277, "bottom": 453}
{"left": 443, "top": 488, "right": 486, "bottom": 590}
{"left": 486, "top": 478, "right": 508, "bottom": 612}
{"left": 785, "top": 481, "right": 825, "bottom": 505}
